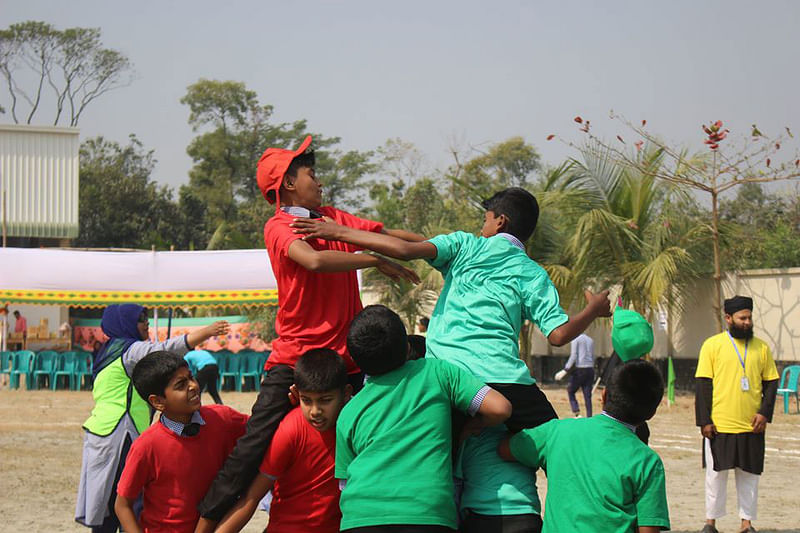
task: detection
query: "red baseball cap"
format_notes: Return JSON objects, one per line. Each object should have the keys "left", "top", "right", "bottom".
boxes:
{"left": 256, "top": 135, "right": 313, "bottom": 203}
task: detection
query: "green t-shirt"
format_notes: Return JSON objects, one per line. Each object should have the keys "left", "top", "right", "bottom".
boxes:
{"left": 426, "top": 231, "right": 568, "bottom": 384}
{"left": 456, "top": 424, "right": 541, "bottom": 517}
{"left": 335, "top": 359, "right": 486, "bottom": 530}
{"left": 510, "top": 416, "right": 670, "bottom": 532}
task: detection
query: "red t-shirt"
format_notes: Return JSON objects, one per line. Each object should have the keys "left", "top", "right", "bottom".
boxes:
{"left": 259, "top": 407, "right": 340, "bottom": 533}
{"left": 117, "top": 405, "right": 249, "bottom": 533}
{"left": 263, "top": 206, "right": 383, "bottom": 373}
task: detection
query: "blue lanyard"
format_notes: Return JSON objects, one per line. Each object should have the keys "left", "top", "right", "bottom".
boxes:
{"left": 726, "top": 331, "right": 748, "bottom": 372}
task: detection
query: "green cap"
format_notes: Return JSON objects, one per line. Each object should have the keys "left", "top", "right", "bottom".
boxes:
{"left": 612, "top": 309, "right": 654, "bottom": 362}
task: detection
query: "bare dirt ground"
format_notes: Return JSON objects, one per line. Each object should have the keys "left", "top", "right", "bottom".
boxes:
{"left": 0, "top": 385, "right": 798, "bottom": 532}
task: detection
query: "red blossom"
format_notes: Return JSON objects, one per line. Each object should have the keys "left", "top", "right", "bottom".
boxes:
{"left": 641, "top": 119, "right": 647, "bottom": 127}
{"left": 775, "top": 142, "right": 781, "bottom": 150}
{"left": 574, "top": 116, "right": 583, "bottom": 124}
{"left": 634, "top": 140, "right": 644, "bottom": 151}
{"left": 546, "top": 134, "right": 556, "bottom": 141}
{"left": 617, "top": 135, "right": 625, "bottom": 144}
{"left": 766, "top": 158, "right": 771, "bottom": 167}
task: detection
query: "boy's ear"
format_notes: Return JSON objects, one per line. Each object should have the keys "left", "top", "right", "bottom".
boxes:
{"left": 497, "top": 214, "right": 510, "bottom": 233}
{"left": 601, "top": 388, "right": 607, "bottom": 408}
{"left": 148, "top": 394, "right": 167, "bottom": 413}
{"left": 282, "top": 175, "right": 296, "bottom": 191}
{"left": 343, "top": 383, "right": 353, "bottom": 402}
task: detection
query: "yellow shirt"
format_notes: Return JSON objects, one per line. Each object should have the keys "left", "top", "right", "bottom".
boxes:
{"left": 695, "top": 332, "right": 779, "bottom": 433}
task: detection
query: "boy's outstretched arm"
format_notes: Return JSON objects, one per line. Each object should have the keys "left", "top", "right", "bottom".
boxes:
{"left": 382, "top": 228, "right": 428, "bottom": 242}
{"left": 287, "top": 239, "right": 420, "bottom": 284}
{"left": 114, "top": 494, "right": 143, "bottom": 533}
{"left": 460, "top": 388, "right": 512, "bottom": 442}
{"left": 213, "top": 474, "right": 275, "bottom": 533}
{"left": 290, "top": 217, "right": 437, "bottom": 262}
{"left": 547, "top": 289, "right": 612, "bottom": 347}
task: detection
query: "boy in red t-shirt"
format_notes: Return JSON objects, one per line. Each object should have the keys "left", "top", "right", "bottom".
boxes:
{"left": 114, "top": 351, "right": 248, "bottom": 533}
{"left": 215, "top": 349, "right": 351, "bottom": 533}
{"left": 197, "top": 136, "right": 424, "bottom": 530}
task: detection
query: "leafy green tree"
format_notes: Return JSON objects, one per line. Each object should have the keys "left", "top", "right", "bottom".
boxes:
{"left": 720, "top": 183, "right": 800, "bottom": 269}
{"left": 0, "top": 21, "right": 134, "bottom": 125}
{"left": 77, "top": 135, "right": 183, "bottom": 249}
{"left": 180, "top": 79, "right": 373, "bottom": 249}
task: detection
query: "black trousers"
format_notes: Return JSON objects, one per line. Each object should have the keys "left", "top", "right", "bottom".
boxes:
{"left": 566, "top": 367, "right": 594, "bottom": 416}
{"left": 196, "top": 364, "right": 223, "bottom": 405}
{"left": 460, "top": 511, "right": 542, "bottom": 533}
{"left": 488, "top": 382, "right": 558, "bottom": 432}
{"left": 198, "top": 365, "right": 365, "bottom": 521}
{"left": 198, "top": 364, "right": 295, "bottom": 520}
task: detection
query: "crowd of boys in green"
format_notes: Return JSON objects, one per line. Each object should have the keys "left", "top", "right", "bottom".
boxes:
{"left": 111, "top": 136, "right": 671, "bottom": 533}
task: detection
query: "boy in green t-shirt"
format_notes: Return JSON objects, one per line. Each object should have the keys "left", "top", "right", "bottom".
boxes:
{"left": 291, "top": 187, "right": 611, "bottom": 431}
{"left": 499, "top": 359, "right": 670, "bottom": 533}
{"left": 456, "top": 423, "right": 542, "bottom": 533}
{"left": 335, "top": 305, "right": 512, "bottom": 533}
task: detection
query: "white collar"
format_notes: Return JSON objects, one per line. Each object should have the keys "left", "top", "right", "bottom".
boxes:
{"left": 497, "top": 232, "right": 525, "bottom": 250}
{"left": 600, "top": 410, "right": 637, "bottom": 432}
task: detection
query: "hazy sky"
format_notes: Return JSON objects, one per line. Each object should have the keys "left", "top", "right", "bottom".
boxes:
{"left": 3, "top": 1, "right": 799, "bottom": 191}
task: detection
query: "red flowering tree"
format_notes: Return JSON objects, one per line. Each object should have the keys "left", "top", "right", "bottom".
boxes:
{"left": 552, "top": 114, "right": 800, "bottom": 331}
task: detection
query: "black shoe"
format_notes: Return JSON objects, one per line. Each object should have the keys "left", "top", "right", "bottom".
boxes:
{"left": 701, "top": 525, "right": 719, "bottom": 533}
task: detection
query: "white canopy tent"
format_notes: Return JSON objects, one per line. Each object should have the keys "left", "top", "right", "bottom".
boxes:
{"left": 0, "top": 247, "right": 278, "bottom": 309}
{"left": 1, "top": 247, "right": 281, "bottom": 350}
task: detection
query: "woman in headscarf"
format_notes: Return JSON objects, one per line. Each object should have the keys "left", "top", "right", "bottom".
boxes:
{"left": 75, "top": 304, "right": 229, "bottom": 533}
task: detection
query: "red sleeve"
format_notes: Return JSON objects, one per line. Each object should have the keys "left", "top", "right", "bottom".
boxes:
{"left": 259, "top": 409, "right": 299, "bottom": 478}
{"left": 264, "top": 217, "right": 303, "bottom": 258}
{"left": 208, "top": 405, "right": 249, "bottom": 451}
{"left": 116, "top": 437, "right": 152, "bottom": 499}
{"left": 323, "top": 207, "right": 384, "bottom": 253}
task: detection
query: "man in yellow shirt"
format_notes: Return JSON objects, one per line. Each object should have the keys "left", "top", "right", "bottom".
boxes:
{"left": 695, "top": 296, "right": 779, "bottom": 533}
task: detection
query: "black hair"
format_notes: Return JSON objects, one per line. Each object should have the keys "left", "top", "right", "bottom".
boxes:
{"left": 480, "top": 187, "right": 539, "bottom": 242}
{"left": 132, "top": 351, "right": 189, "bottom": 401}
{"left": 347, "top": 305, "right": 408, "bottom": 375}
{"left": 407, "top": 334, "right": 427, "bottom": 361}
{"left": 285, "top": 151, "right": 316, "bottom": 179}
{"left": 13, "top": 310, "right": 20, "bottom": 317}
{"left": 604, "top": 359, "right": 664, "bottom": 425}
{"left": 419, "top": 317, "right": 429, "bottom": 328}
{"left": 294, "top": 348, "right": 348, "bottom": 393}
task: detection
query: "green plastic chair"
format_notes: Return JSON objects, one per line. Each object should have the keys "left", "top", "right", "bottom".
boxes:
{"left": 52, "top": 351, "right": 79, "bottom": 390}
{"left": 0, "top": 351, "right": 13, "bottom": 381}
{"left": 219, "top": 351, "right": 240, "bottom": 391}
{"left": 777, "top": 365, "right": 800, "bottom": 414}
{"left": 10, "top": 351, "right": 35, "bottom": 390}
{"left": 73, "top": 352, "right": 93, "bottom": 391}
{"left": 32, "top": 351, "right": 59, "bottom": 390}
{"left": 239, "top": 351, "right": 263, "bottom": 392}
{"left": 260, "top": 351, "right": 271, "bottom": 380}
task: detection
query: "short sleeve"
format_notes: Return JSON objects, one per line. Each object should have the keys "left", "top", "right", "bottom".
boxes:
{"left": 116, "top": 440, "right": 151, "bottom": 499}
{"left": 426, "top": 232, "right": 471, "bottom": 272}
{"left": 335, "top": 419, "right": 355, "bottom": 480}
{"left": 509, "top": 424, "right": 551, "bottom": 470}
{"left": 221, "top": 406, "right": 249, "bottom": 446}
{"left": 634, "top": 458, "right": 671, "bottom": 529}
{"left": 523, "top": 272, "right": 568, "bottom": 337}
{"left": 761, "top": 344, "right": 779, "bottom": 381}
{"left": 259, "top": 412, "right": 297, "bottom": 478}
{"left": 695, "top": 338, "right": 715, "bottom": 379}
{"left": 264, "top": 218, "right": 302, "bottom": 258}
{"left": 435, "top": 359, "right": 487, "bottom": 413}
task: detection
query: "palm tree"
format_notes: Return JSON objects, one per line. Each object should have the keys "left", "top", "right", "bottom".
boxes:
{"left": 561, "top": 142, "right": 711, "bottom": 321}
